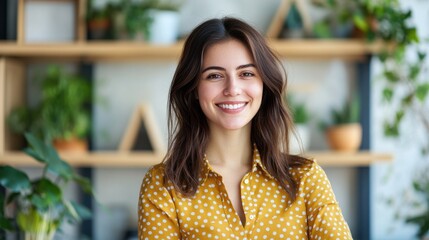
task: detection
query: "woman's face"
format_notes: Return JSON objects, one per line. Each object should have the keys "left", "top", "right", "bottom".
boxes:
{"left": 197, "top": 39, "right": 263, "bottom": 131}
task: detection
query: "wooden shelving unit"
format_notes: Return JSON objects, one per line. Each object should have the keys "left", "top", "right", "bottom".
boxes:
{"left": 0, "top": 40, "right": 394, "bottom": 167}
{"left": 0, "top": 151, "right": 392, "bottom": 167}
{"left": 0, "top": 2, "right": 394, "bottom": 168}
{"left": 0, "top": 39, "right": 389, "bottom": 61}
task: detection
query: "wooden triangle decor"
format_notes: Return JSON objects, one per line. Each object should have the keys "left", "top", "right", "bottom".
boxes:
{"left": 118, "top": 103, "right": 165, "bottom": 154}
{"left": 265, "top": 0, "right": 313, "bottom": 38}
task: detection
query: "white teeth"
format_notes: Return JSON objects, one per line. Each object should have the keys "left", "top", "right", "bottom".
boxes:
{"left": 218, "top": 103, "right": 245, "bottom": 110}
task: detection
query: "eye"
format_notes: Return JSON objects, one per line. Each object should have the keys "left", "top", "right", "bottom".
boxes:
{"left": 206, "top": 73, "right": 223, "bottom": 80}
{"left": 241, "top": 72, "right": 255, "bottom": 78}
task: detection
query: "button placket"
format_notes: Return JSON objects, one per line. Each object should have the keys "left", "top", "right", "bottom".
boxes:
{"left": 241, "top": 173, "right": 256, "bottom": 233}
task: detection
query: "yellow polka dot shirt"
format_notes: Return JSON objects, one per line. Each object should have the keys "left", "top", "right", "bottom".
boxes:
{"left": 138, "top": 148, "right": 352, "bottom": 239}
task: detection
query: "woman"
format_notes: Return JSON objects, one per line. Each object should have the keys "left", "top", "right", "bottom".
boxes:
{"left": 138, "top": 17, "right": 352, "bottom": 239}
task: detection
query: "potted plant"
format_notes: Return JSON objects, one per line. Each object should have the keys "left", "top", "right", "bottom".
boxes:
{"left": 316, "top": 0, "right": 428, "bottom": 237}
{"left": 287, "top": 95, "right": 311, "bottom": 154}
{"left": 86, "top": 1, "right": 119, "bottom": 40}
{"left": 312, "top": 0, "right": 418, "bottom": 42}
{"left": 122, "top": 1, "right": 152, "bottom": 40}
{"left": 144, "top": 0, "right": 184, "bottom": 44}
{"left": 0, "top": 133, "right": 93, "bottom": 240}
{"left": 7, "top": 65, "right": 92, "bottom": 152}
{"left": 324, "top": 95, "right": 362, "bottom": 152}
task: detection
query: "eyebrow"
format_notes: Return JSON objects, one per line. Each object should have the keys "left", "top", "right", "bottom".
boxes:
{"left": 201, "top": 63, "right": 256, "bottom": 73}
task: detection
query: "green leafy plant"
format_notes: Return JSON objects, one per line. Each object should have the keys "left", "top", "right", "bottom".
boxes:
{"left": 318, "top": 0, "right": 429, "bottom": 237}
{"left": 0, "top": 133, "right": 93, "bottom": 238}
{"left": 86, "top": 1, "right": 119, "bottom": 40}
{"left": 144, "top": 0, "right": 184, "bottom": 11}
{"left": 380, "top": 49, "right": 429, "bottom": 152}
{"left": 404, "top": 166, "right": 429, "bottom": 238}
{"left": 328, "top": 95, "right": 360, "bottom": 126}
{"left": 7, "top": 65, "right": 92, "bottom": 144}
{"left": 379, "top": 41, "right": 429, "bottom": 240}
{"left": 122, "top": 1, "right": 152, "bottom": 39}
{"left": 312, "top": 0, "right": 418, "bottom": 42}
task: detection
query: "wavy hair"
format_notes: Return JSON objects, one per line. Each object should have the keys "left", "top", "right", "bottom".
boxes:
{"left": 163, "top": 17, "right": 309, "bottom": 199}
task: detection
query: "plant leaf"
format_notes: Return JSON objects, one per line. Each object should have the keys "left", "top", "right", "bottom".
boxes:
{"left": 25, "top": 132, "right": 74, "bottom": 180}
{"left": 408, "top": 64, "right": 421, "bottom": 81}
{"left": 0, "top": 216, "right": 14, "bottom": 231}
{"left": 31, "top": 178, "right": 62, "bottom": 210}
{"left": 384, "top": 70, "right": 400, "bottom": 83}
{"left": 46, "top": 156, "right": 74, "bottom": 181}
{"left": 63, "top": 200, "right": 80, "bottom": 222}
{"left": 6, "top": 192, "right": 21, "bottom": 205}
{"left": 353, "top": 14, "right": 368, "bottom": 32}
{"left": 415, "top": 83, "right": 429, "bottom": 102}
{"left": 71, "top": 201, "right": 92, "bottom": 220}
{"left": 73, "top": 175, "right": 94, "bottom": 196}
{"left": 382, "top": 87, "right": 394, "bottom": 103}
{"left": 23, "top": 133, "right": 50, "bottom": 164}
{"left": 64, "top": 201, "right": 92, "bottom": 222}
{"left": 0, "top": 166, "right": 31, "bottom": 192}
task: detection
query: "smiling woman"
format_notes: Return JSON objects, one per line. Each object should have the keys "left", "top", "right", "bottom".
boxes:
{"left": 137, "top": 17, "right": 353, "bottom": 239}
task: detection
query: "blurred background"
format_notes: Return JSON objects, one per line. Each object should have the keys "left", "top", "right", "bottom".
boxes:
{"left": 0, "top": 0, "right": 428, "bottom": 239}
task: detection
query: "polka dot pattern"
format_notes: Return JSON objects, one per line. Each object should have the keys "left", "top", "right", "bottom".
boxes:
{"left": 138, "top": 148, "right": 352, "bottom": 239}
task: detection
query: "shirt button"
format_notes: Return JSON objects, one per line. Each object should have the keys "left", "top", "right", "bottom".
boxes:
{"left": 244, "top": 179, "right": 249, "bottom": 184}
{"left": 249, "top": 214, "right": 255, "bottom": 220}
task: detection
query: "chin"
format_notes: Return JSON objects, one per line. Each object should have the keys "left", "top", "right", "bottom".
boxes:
{"left": 219, "top": 121, "right": 251, "bottom": 131}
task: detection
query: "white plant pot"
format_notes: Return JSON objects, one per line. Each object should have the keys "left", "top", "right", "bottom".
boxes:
{"left": 148, "top": 10, "right": 179, "bottom": 44}
{"left": 289, "top": 124, "right": 310, "bottom": 154}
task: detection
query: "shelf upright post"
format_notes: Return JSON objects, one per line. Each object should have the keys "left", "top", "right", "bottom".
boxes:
{"left": 77, "top": 62, "right": 94, "bottom": 239}
{"left": 17, "top": 0, "right": 25, "bottom": 44}
{"left": 357, "top": 55, "right": 372, "bottom": 239}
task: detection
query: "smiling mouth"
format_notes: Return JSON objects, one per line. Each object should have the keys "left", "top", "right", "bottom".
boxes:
{"left": 216, "top": 103, "right": 247, "bottom": 110}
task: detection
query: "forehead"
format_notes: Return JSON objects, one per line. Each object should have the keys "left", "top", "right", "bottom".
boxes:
{"left": 201, "top": 39, "right": 254, "bottom": 68}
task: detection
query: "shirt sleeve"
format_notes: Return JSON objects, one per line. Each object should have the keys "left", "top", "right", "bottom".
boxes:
{"left": 302, "top": 161, "right": 353, "bottom": 240}
{"left": 138, "top": 166, "right": 181, "bottom": 240}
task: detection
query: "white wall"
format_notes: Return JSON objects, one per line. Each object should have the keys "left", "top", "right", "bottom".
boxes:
{"left": 370, "top": 1, "right": 429, "bottom": 239}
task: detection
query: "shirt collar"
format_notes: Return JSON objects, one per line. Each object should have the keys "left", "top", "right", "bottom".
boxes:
{"left": 200, "top": 145, "right": 274, "bottom": 184}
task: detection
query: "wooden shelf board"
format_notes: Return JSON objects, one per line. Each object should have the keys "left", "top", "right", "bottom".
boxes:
{"left": 0, "top": 41, "right": 184, "bottom": 60}
{"left": 305, "top": 151, "right": 392, "bottom": 166}
{"left": 0, "top": 151, "right": 392, "bottom": 168}
{"left": 0, "top": 151, "right": 164, "bottom": 167}
{"left": 0, "top": 39, "right": 389, "bottom": 60}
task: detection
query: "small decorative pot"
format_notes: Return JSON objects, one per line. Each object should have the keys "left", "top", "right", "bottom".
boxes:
{"left": 147, "top": 10, "right": 179, "bottom": 44}
{"left": 326, "top": 123, "right": 362, "bottom": 152}
{"left": 52, "top": 138, "right": 88, "bottom": 153}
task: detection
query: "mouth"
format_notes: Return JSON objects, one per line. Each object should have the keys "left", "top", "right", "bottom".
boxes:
{"left": 216, "top": 102, "right": 247, "bottom": 110}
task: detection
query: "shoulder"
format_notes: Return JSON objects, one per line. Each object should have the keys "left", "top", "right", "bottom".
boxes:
{"left": 140, "top": 163, "right": 167, "bottom": 191}
{"left": 289, "top": 158, "right": 327, "bottom": 184}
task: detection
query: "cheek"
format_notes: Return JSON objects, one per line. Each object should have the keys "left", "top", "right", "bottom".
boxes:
{"left": 247, "top": 81, "right": 264, "bottom": 100}
{"left": 197, "top": 81, "right": 222, "bottom": 101}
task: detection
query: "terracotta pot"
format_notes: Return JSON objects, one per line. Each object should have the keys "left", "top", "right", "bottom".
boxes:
{"left": 326, "top": 123, "right": 362, "bottom": 152}
{"left": 88, "top": 18, "right": 110, "bottom": 39}
{"left": 52, "top": 138, "right": 88, "bottom": 153}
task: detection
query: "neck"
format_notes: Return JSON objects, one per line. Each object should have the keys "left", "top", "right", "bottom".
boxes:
{"left": 205, "top": 125, "right": 252, "bottom": 168}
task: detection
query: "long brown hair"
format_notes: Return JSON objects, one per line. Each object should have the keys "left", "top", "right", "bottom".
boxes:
{"left": 164, "top": 17, "right": 309, "bottom": 199}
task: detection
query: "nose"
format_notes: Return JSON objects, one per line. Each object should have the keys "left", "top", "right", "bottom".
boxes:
{"left": 223, "top": 76, "right": 241, "bottom": 96}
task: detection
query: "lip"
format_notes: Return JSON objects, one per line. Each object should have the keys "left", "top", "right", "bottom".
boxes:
{"left": 215, "top": 101, "right": 248, "bottom": 113}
